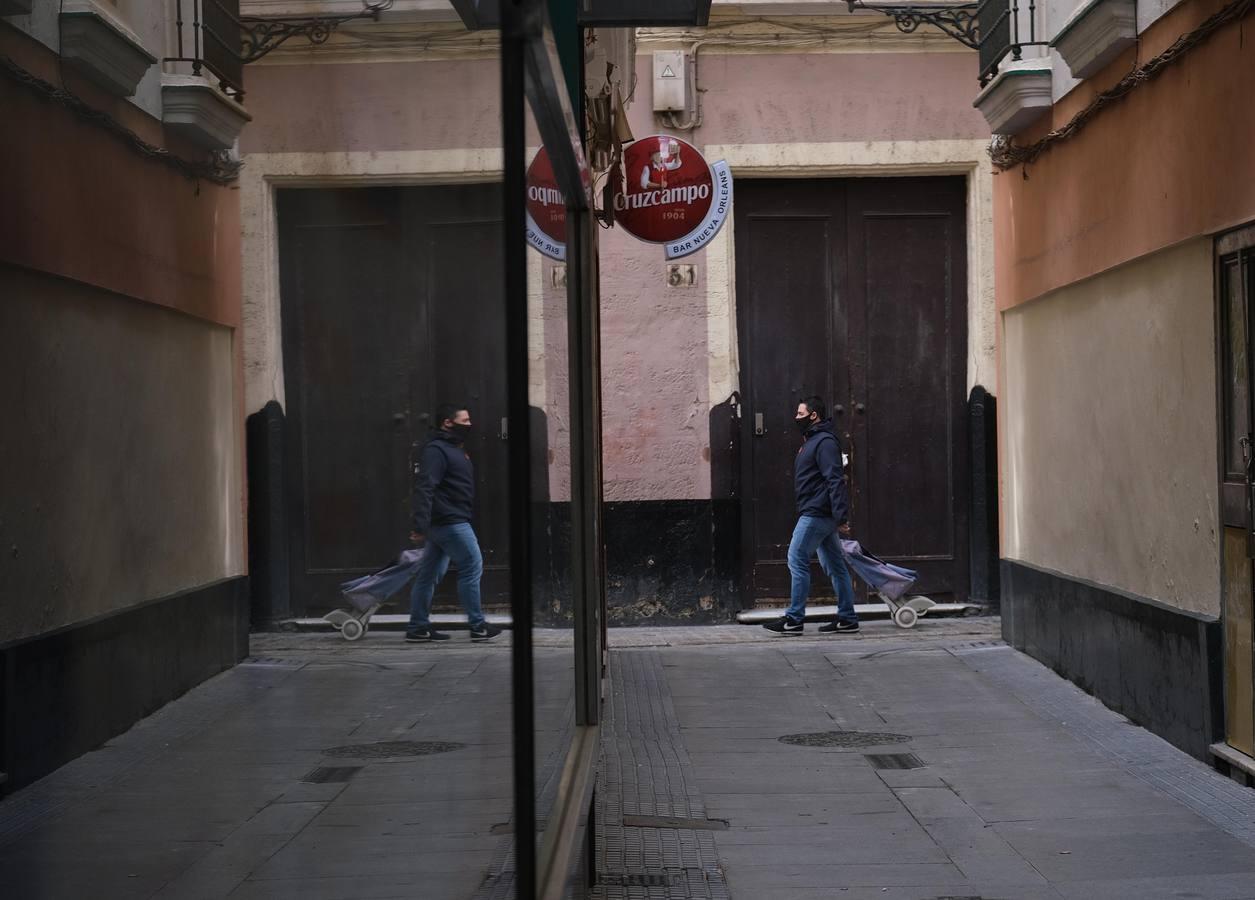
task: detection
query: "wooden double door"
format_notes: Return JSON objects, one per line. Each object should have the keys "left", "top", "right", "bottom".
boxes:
{"left": 277, "top": 185, "right": 509, "bottom": 615}
{"left": 735, "top": 177, "right": 970, "bottom": 604}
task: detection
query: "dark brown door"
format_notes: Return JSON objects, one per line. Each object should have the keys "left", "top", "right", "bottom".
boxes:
{"left": 1218, "top": 225, "right": 1255, "bottom": 757}
{"left": 735, "top": 177, "right": 969, "bottom": 604}
{"left": 278, "top": 185, "right": 508, "bottom": 616}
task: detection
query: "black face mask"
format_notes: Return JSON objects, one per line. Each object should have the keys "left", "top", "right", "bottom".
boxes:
{"left": 447, "top": 423, "right": 471, "bottom": 442}
{"left": 796, "top": 415, "right": 814, "bottom": 434}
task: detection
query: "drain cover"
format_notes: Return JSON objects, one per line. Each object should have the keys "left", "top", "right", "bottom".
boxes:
{"left": 322, "top": 740, "right": 464, "bottom": 759}
{"left": 866, "top": 752, "right": 925, "bottom": 770}
{"left": 302, "top": 766, "right": 362, "bottom": 784}
{"left": 597, "top": 872, "right": 684, "bottom": 887}
{"left": 623, "top": 815, "right": 730, "bottom": 831}
{"left": 778, "top": 730, "right": 912, "bottom": 748}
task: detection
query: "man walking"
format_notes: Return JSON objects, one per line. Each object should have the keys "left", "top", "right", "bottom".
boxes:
{"left": 406, "top": 404, "right": 502, "bottom": 643}
{"left": 764, "top": 396, "right": 860, "bottom": 636}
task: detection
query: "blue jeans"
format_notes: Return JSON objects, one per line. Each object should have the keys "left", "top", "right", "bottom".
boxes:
{"left": 408, "top": 522, "right": 485, "bottom": 630}
{"left": 785, "top": 516, "right": 858, "bottom": 625}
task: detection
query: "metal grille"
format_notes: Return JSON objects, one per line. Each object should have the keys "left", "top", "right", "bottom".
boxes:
{"left": 169, "top": 0, "right": 245, "bottom": 99}
{"left": 976, "top": 0, "right": 1012, "bottom": 82}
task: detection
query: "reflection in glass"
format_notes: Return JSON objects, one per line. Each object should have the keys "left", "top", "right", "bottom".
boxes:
{"left": 524, "top": 103, "right": 580, "bottom": 856}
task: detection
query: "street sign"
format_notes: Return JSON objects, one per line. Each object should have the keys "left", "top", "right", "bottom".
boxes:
{"left": 613, "top": 135, "right": 732, "bottom": 260}
{"left": 526, "top": 149, "right": 567, "bottom": 261}
{"left": 526, "top": 135, "right": 733, "bottom": 261}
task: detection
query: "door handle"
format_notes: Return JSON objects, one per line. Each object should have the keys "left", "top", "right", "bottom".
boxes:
{"left": 392, "top": 412, "right": 407, "bottom": 426}
{"left": 855, "top": 403, "right": 866, "bottom": 414}
{"left": 500, "top": 417, "right": 509, "bottom": 441}
{"left": 754, "top": 413, "right": 765, "bottom": 436}
{"left": 835, "top": 404, "right": 845, "bottom": 416}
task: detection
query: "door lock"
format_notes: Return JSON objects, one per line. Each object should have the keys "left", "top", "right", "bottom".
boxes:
{"left": 500, "top": 417, "right": 509, "bottom": 441}
{"left": 754, "top": 412, "right": 765, "bottom": 436}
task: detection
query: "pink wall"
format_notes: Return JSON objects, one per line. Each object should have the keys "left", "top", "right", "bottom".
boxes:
{"left": 599, "top": 225, "right": 712, "bottom": 501}
{"left": 240, "top": 58, "right": 501, "bottom": 154}
{"left": 598, "top": 51, "right": 987, "bottom": 500}
{"left": 634, "top": 51, "right": 987, "bottom": 145}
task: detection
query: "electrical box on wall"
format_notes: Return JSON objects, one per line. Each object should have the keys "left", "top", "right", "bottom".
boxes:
{"left": 652, "top": 51, "right": 687, "bottom": 113}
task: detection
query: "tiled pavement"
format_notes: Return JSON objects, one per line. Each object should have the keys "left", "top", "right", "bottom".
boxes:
{"left": 602, "top": 629, "right": 1255, "bottom": 900}
{"left": 3, "top": 618, "right": 1255, "bottom": 899}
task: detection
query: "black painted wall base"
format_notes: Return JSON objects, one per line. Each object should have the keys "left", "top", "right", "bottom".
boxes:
{"left": 0, "top": 577, "right": 249, "bottom": 793}
{"left": 1001, "top": 559, "right": 1223, "bottom": 761}
{"left": 603, "top": 499, "right": 741, "bottom": 625}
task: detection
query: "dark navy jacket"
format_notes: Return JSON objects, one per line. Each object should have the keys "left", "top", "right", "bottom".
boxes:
{"left": 412, "top": 430, "right": 475, "bottom": 533}
{"left": 794, "top": 419, "right": 850, "bottom": 525}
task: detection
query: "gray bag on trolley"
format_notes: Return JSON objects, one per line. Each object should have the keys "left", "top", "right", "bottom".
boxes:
{"left": 839, "top": 539, "right": 918, "bottom": 601}
{"left": 338, "top": 547, "right": 427, "bottom": 613}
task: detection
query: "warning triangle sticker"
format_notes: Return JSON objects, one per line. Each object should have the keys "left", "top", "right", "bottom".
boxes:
{"left": 660, "top": 65, "right": 677, "bottom": 78}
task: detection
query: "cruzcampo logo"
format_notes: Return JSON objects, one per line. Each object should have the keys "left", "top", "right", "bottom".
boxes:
{"left": 614, "top": 135, "right": 732, "bottom": 260}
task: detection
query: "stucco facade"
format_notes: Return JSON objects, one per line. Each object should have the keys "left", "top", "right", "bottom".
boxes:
{"left": 992, "top": 0, "right": 1253, "bottom": 761}
{"left": 0, "top": 3, "right": 248, "bottom": 790}
{"left": 239, "top": 25, "right": 995, "bottom": 507}
{"left": 1001, "top": 239, "right": 1219, "bottom": 614}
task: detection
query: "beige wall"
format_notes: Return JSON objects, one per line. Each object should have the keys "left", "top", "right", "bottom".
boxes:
{"left": 0, "top": 267, "right": 243, "bottom": 646}
{"left": 1000, "top": 239, "right": 1219, "bottom": 615}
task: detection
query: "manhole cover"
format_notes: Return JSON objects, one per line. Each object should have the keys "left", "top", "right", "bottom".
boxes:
{"left": 322, "top": 740, "right": 464, "bottom": 759}
{"left": 778, "top": 731, "right": 911, "bottom": 748}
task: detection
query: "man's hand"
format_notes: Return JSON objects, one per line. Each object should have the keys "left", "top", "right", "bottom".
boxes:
{"left": 410, "top": 531, "right": 426, "bottom": 546}
{"left": 838, "top": 522, "right": 852, "bottom": 536}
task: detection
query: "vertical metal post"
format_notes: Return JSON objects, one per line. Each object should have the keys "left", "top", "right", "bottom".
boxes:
{"left": 192, "top": 0, "right": 203, "bottom": 76}
{"left": 502, "top": 2, "right": 537, "bottom": 897}
{"left": 567, "top": 205, "right": 604, "bottom": 729}
{"left": 175, "top": 0, "right": 185, "bottom": 59}
{"left": 1010, "top": 0, "right": 1021, "bottom": 60}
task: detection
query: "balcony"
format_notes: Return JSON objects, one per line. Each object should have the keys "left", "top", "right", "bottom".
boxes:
{"left": 59, "top": 0, "right": 158, "bottom": 98}
{"left": 167, "top": 0, "right": 246, "bottom": 100}
{"left": 163, "top": 0, "right": 251, "bottom": 149}
{"left": 1050, "top": 0, "right": 1137, "bottom": 80}
{"left": 976, "top": 0, "right": 1049, "bottom": 84}
{"left": 973, "top": 0, "right": 1051, "bottom": 134}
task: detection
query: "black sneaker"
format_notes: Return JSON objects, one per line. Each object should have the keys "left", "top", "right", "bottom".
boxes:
{"left": 818, "top": 619, "right": 860, "bottom": 634}
{"left": 763, "top": 616, "right": 804, "bottom": 636}
{"left": 470, "top": 623, "right": 503, "bottom": 642}
{"left": 405, "top": 627, "right": 450, "bottom": 643}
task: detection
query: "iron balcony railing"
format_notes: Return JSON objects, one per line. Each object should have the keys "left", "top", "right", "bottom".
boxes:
{"left": 168, "top": 0, "right": 246, "bottom": 101}
{"left": 976, "top": 0, "right": 1048, "bottom": 84}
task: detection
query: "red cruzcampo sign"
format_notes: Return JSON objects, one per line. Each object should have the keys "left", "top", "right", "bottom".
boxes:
{"left": 526, "top": 149, "right": 566, "bottom": 261}
{"left": 614, "top": 135, "right": 732, "bottom": 260}
{"left": 525, "top": 136, "right": 732, "bottom": 261}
